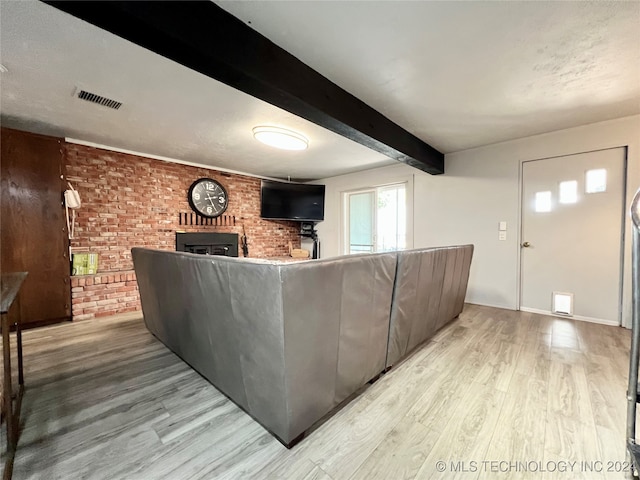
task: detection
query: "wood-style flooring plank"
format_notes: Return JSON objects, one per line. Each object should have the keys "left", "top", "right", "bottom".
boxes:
{"left": 415, "top": 381, "right": 505, "bottom": 480}
{"left": 474, "top": 339, "right": 522, "bottom": 392}
{"left": 347, "top": 416, "right": 433, "bottom": 480}
{"left": 2, "top": 305, "right": 632, "bottom": 480}
{"left": 544, "top": 408, "right": 601, "bottom": 465}
{"left": 547, "top": 361, "right": 594, "bottom": 421}
{"left": 305, "top": 363, "right": 444, "bottom": 479}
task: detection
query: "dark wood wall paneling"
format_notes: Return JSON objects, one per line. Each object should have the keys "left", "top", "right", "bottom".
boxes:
{"left": 1, "top": 128, "right": 71, "bottom": 326}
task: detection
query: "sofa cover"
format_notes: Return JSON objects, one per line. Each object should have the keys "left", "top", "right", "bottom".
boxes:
{"left": 132, "top": 248, "right": 397, "bottom": 446}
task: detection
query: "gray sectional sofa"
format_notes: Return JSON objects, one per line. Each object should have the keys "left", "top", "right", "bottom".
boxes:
{"left": 132, "top": 244, "right": 473, "bottom": 447}
{"left": 387, "top": 245, "right": 473, "bottom": 368}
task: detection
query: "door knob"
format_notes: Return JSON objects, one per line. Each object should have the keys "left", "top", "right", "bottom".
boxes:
{"left": 522, "top": 241, "right": 531, "bottom": 248}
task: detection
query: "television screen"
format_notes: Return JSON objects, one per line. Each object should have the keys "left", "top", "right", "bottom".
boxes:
{"left": 260, "top": 180, "right": 325, "bottom": 222}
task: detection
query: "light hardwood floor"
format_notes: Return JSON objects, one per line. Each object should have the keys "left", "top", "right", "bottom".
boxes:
{"left": 1, "top": 304, "right": 633, "bottom": 479}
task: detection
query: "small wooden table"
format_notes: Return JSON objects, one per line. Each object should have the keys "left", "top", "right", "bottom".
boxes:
{"left": 1, "top": 272, "right": 27, "bottom": 479}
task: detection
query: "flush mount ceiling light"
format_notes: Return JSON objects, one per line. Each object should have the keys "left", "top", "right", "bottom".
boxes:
{"left": 252, "top": 126, "right": 309, "bottom": 151}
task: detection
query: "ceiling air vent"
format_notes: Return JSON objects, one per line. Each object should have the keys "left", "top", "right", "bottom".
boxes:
{"left": 77, "top": 90, "right": 122, "bottom": 110}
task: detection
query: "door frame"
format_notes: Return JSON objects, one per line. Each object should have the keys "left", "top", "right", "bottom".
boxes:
{"left": 516, "top": 146, "right": 628, "bottom": 326}
{"left": 339, "top": 178, "right": 414, "bottom": 256}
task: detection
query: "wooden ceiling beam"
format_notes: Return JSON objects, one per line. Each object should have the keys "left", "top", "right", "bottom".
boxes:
{"left": 44, "top": 1, "right": 444, "bottom": 174}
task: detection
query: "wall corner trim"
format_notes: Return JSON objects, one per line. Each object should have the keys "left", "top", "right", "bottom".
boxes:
{"left": 64, "top": 137, "right": 284, "bottom": 182}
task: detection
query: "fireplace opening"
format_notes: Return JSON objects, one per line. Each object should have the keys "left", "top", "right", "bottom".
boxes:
{"left": 176, "top": 232, "right": 239, "bottom": 257}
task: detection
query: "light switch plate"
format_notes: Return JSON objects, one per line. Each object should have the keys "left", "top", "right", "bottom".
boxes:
{"left": 499, "top": 231, "right": 507, "bottom": 241}
{"left": 499, "top": 221, "right": 507, "bottom": 231}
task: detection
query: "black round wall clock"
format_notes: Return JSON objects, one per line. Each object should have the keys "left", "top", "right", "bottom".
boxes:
{"left": 188, "top": 178, "right": 229, "bottom": 218}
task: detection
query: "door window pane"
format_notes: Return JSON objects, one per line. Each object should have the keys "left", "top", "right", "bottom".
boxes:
{"left": 586, "top": 169, "right": 607, "bottom": 193}
{"left": 559, "top": 180, "right": 578, "bottom": 204}
{"left": 348, "top": 191, "right": 374, "bottom": 253}
{"left": 377, "top": 185, "right": 406, "bottom": 252}
{"left": 345, "top": 183, "right": 407, "bottom": 254}
{"left": 535, "top": 191, "right": 552, "bottom": 213}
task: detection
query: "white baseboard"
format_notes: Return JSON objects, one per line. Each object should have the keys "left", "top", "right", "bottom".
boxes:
{"left": 519, "top": 306, "right": 619, "bottom": 326}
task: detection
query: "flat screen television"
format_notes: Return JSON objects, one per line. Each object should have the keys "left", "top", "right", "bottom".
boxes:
{"left": 260, "top": 180, "right": 325, "bottom": 222}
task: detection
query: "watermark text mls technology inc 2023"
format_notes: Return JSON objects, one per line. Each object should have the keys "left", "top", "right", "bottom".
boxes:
{"left": 434, "top": 459, "right": 632, "bottom": 474}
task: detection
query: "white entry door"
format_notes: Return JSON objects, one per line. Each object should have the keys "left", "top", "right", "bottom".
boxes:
{"left": 520, "top": 148, "right": 626, "bottom": 325}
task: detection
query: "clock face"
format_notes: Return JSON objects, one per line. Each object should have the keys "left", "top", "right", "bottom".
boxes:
{"left": 188, "top": 178, "right": 229, "bottom": 218}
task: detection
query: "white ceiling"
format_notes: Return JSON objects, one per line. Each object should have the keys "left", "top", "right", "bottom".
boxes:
{"left": 219, "top": 0, "right": 640, "bottom": 153}
{"left": 1, "top": 1, "right": 639, "bottom": 181}
{"left": 0, "top": 1, "right": 394, "bottom": 181}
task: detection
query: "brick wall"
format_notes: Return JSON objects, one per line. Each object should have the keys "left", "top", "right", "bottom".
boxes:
{"left": 65, "top": 142, "right": 301, "bottom": 320}
{"left": 70, "top": 271, "right": 138, "bottom": 321}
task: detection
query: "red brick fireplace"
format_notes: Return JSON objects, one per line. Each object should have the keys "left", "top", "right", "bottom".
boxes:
{"left": 66, "top": 142, "right": 300, "bottom": 320}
